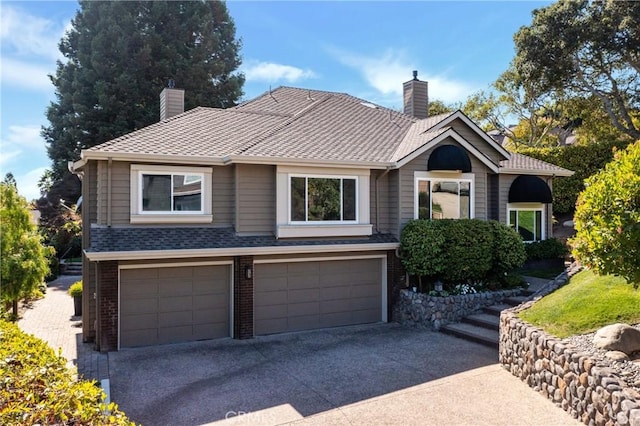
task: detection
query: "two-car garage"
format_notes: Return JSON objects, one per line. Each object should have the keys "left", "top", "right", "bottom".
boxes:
{"left": 117, "top": 256, "right": 386, "bottom": 349}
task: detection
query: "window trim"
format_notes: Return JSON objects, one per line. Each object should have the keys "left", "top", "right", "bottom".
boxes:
{"left": 288, "top": 174, "right": 359, "bottom": 224}
{"left": 507, "top": 203, "right": 545, "bottom": 242}
{"left": 276, "top": 166, "right": 372, "bottom": 238}
{"left": 130, "top": 164, "right": 212, "bottom": 224}
{"left": 413, "top": 171, "right": 475, "bottom": 220}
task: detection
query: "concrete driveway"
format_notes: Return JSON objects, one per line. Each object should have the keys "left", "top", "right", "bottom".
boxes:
{"left": 109, "top": 323, "right": 578, "bottom": 426}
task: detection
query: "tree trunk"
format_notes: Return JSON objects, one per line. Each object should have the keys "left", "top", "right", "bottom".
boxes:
{"left": 12, "top": 299, "right": 18, "bottom": 319}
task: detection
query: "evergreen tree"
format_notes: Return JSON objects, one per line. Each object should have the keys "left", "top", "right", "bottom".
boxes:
{"left": 43, "top": 0, "right": 244, "bottom": 180}
{"left": 0, "top": 182, "right": 52, "bottom": 318}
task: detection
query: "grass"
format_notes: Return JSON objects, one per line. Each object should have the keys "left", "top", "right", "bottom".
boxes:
{"left": 519, "top": 269, "right": 640, "bottom": 338}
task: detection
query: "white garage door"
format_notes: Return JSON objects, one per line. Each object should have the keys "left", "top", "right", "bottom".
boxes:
{"left": 254, "top": 258, "right": 383, "bottom": 335}
{"left": 120, "top": 264, "right": 230, "bottom": 348}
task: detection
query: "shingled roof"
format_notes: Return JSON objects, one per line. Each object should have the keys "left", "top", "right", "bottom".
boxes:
{"left": 82, "top": 86, "right": 573, "bottom": 176}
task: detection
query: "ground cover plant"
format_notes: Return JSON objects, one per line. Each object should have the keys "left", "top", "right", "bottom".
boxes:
{"left": 0, "top": 320, "right": 134, "bottom": 425}
{"left": 518, "top": 269, "right": 640, "bottom": 338}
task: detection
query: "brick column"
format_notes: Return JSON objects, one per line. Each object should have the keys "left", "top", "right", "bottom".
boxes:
{"left": 234, "top": 256, "right": 254, "bottom": 339}
{"left": 97, "top": 261, "right": 118, "bottom": 352}
{"left": 387, "top": 250, "right": 406, "bottom": 321}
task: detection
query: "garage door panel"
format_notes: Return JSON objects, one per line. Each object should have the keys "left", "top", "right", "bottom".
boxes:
{"left": 255, "top": 259, "right": 382, "bottom": 335}
{"left": 256, "top": 304, "right": 286, "bottom": 320}
{"left": 120, "top": 265, "right": 230, "bottom": 348}
{"left": 122, "top": 280, "right": 158, "bottom": 296}
{"left": 158, "top": 311, "right": 193, "bottom": 327}
{"left": 287, "top": 301, "right": 319, "bottom": 316}
{"left": 121, "top": 313, "right": 157, "bottom": 330}
{"left": 158, "top": 295, "right": 192, "bottom": 312}
{"left": 121, "top": 298, "right": 157, "bottom": 315}
{"left": 158, "top": 280, "right": 193, "bottom": 296}
{"left": 256, "top": 318, "right": 287, "bottom": 335}
{"left": 288, "top": 288, "right": 319, "bottom": 303}
{"left": 320, "top": 286, "right": 350, "bottom": 300}
{"left": 255, "top": 290, "right": 287, "bottom": 306}
{"left": 320, "top": 299, "right": 351, "bottom": 314}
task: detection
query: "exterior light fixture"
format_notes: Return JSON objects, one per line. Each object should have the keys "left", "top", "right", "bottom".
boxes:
{"left": 245, "top": 265, "right": 253, "bottom": 280}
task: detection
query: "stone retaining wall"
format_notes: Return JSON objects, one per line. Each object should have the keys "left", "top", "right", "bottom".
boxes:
{"left": 499, "top": 267, "right": 640, "bottom": 425}
{"left": 393, "top": 288, "right": 521, "bottom": 330}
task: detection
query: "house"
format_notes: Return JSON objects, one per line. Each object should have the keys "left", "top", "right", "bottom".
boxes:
{"left": 71, "top": 72, "right": 573, "bottom": 351}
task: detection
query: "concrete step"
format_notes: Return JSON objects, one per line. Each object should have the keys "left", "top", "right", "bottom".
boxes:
{"left": 462, "top": 313, "right": 500, "bottom": 331}
{"left": 503, "top": 296, "right": 529, "bottom": 307}
{"left": 60, "top": 264, "right": 82, "bottom": 275}
{"left": 482, "top": 304, "right": 513, "bottom": 316}
{"left": 440, "top": 322, "right": 499, "bottom": 349}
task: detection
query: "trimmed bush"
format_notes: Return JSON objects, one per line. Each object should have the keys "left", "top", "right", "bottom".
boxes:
{"left": 524, "top": 238, "right": 568, "bottom": 261}
{"left": 0, "top": 320, "right": 134, "bottom": 425}
{"left": 68, "top": 280, "right": 83, "bottom": 298}
{"left": 517, "top": 140, "right": 631, "bottom": 213}
{"left": 571, "top": 141, "right": 640, "bottom": 287}
{"left": 400, "top": 219, "right": 526, "bottom": 290}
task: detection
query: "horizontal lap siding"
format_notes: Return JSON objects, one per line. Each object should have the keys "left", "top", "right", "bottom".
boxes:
{"left": 213, "top": 165, "right": 234, "bottom": 226}
{"left": 371, "top": 170, "right": 392, "bottom": 234}
{"left": 399, "top": 143, "right": 489, "bottom": 230}
{"left": 499, "top": 174, "right": 553, "bottom": 238}
{"left": 235, "top": 164, "right": 275, "bottom": 233}
{"left": 388, "top": 171, "right": 399, "bottom": 237}
{"left": 449, "top": 117, "right": 505, "bottom": 164}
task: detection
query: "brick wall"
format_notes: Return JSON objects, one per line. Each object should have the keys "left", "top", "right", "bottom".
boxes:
{"left": 98, "top": 261, "right": 118, "bottom": 352}
{"left": 234, "top": 256, "right": 254, "bottom": 339}
{"left": 387, "top": 250, "right": 405, "bottom": 321}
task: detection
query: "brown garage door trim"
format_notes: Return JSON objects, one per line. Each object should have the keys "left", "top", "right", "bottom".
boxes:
{"left": 118, "top": 261, "right": 234, "bottom": 349}
{"left": 253, "top": 254, "right": 388, "bottom": 335}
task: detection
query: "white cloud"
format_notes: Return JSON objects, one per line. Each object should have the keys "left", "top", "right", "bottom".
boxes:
{"left": 15, "top": 167, "right": 48, "bottom": 202}
{"left": 0, "top": 5, "right": 67, "bottom": 61}
{"left": 0, "top": 125, "right": 47, "bottom": 168}
{"left": 244, "top": 61, "right": 316, "bottom": 84}
{"left": 0, "top": 57, "right": 53, "bottom": 92}
{"left": 327, "top": 47, "right": 475, "bottom": 104}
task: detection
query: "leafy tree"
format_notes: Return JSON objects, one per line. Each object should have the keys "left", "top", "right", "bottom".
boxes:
{"left": 428, "top": 100, "right": 456, "bottom": 116}
{"left": 0, "top": 182, "right": 53, "bottom": 318}
{"left": 571, "top": 141, "right": 640, "bottom": 287}
{"left": 513, "top": 0, "right": 640, "bottom": 140}
{"left": 43, "top": 0, "right": 245, "bottom": 182}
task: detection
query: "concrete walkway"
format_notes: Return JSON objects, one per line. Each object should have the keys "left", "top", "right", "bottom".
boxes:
{"left": 17, "top": 275, "right": 109, "bottom": 382}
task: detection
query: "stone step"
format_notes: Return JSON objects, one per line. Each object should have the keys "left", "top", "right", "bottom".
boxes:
{"left": 483, "top": 304, "right": 513, "bottom": 316}
{"left": 503, "top": 296, "right": 529, "bottom": 307}
{"left": 462, "top": 313, "right": 500, "bottom": 331}
{"left": 440, "top": 322, "right": 499, "bottom": 349}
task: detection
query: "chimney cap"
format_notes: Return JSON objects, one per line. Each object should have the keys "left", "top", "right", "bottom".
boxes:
{"left": 412, "top": 70, "right": 418, "bottom": 81}
{"left": 167, "top": 79, "right": 176, "bottom": 89}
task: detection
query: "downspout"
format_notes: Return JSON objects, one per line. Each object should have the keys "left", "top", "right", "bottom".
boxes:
{"left": 375, "top": 167, "right": 392, "bottom": 233}
{"left": 546, "top": 174, "right": 555, "bottom": 239}
{"left": 107, "top": 158, "right": 112, "bottom": 227}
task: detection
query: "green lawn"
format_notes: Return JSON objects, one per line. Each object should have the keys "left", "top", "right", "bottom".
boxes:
{"left": 519, "top": 269, "right": 640, "bottom": 338}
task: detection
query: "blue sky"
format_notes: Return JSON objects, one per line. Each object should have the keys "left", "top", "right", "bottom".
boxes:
{"left": 0, "top": 0, "right": 550, "bottom": 202}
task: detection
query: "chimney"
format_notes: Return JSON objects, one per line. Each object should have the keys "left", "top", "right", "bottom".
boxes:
{"left": 159, "top": 79, "right": 185, "bottom": 120}
{"left": 403, "top": 70, "right": 429, "bottom": 119}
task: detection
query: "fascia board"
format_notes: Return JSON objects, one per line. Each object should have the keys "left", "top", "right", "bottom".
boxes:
{"left": 84, "top": 242, "right": 400, "bottom": 262}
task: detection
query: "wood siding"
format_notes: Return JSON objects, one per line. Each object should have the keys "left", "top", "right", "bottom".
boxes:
{"left": 82, "top": 160, "right": 98, "bottom": 342}
{"left": 398, "top": 141, "right": 490, "bottom": 231}
{"left": 388, "top": 170, "right": 400, "bottom": 237}
{"left": 448, "top": 117, "right": 505, "bottom": 165}
{"left": 213, "top": 165, "right": 234, "bottom": 226}
{"left": 498, "top": 174, "right": 553, "bottom": 238}
{"left": 371, "top": 169, "right": 392, "bottom": 234}
{"left": 235, "top": 164, "right": 275, "bottom": 234}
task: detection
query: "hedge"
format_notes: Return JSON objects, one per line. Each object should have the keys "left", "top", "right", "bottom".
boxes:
{"left": 517, "top": 140, "right": 632, "bottom": 214}
{"left": 0, "top": 320, "right": 134, "bottom": 425}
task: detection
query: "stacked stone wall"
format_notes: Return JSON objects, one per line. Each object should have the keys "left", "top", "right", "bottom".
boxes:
{"left": 393, "top": 288, "right": 521, "bottom": 330}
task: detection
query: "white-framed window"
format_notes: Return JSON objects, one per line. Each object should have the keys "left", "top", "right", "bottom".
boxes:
{"left": 289, "top": 175, "right": 357, "bottom": 223}
{"left": 508, "top": 203, "right": 544, "bottom": 242}
{"left": 414, "top": 172, "right": 474, "bottom": 220}
{"left": 276, "top": 166, "right": 372, "bottom": 238}
{"left": 130, "top": 165, "right": 212, "bottom": 224}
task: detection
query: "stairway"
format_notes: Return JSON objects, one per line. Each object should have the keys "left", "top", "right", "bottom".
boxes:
{"left": 440, "top": 290, "right": 534, "bottom": 348}
{"left": 60, "top": 262, "right": 82, "bottom": 275}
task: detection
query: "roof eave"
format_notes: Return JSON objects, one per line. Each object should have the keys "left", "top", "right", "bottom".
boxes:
{"left": 223, "top": 154, "right": 391, "bottom": 169}
{"left": 499, "top": 168, "right": 574, "bottom": 177}
{"left": 81, "top": 150, "right": 227, "bottom": 166}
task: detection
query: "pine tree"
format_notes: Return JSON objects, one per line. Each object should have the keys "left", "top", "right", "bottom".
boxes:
{"left": 43, "top": 0, "right": 245, "bottom": 180}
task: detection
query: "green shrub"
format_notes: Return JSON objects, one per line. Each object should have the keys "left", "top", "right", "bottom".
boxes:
{"left": 524, "top": 238, "right": 569, "bottom": 261}
{"left": 571, "top": 141, "right": 640, "bottom": 287}
{"left": 517, "top": 140, "right": 631, "bottom": 213}
{"left": 489, "top": 220, "right": 527, "bottom": 273}
{"left": 400, "top": 219, "right": 526, "bottom": 291}
{"left": 68, "top": 280, "right": 83, "bottom": 298}
{"left": 45, "top": 255, "right": 59, "bottom": 282}
{"left": 439, "top": 219, "right": 493, "bottom": 282}
{"left": 0, "top": 320, "right": 134, "bottom": 425}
